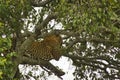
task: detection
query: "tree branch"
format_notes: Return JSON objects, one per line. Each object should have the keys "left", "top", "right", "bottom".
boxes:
{"left": 64, "top": 53, "right": 120, "bottom": 79}
{"left": 21, "top": 56, "right": 65, "bottom": 78}
{"left": 12, "top": 35, "right": 35, "bottom": 79}
{"left": 35, "top": 13, "right": 58, "bottom": 36}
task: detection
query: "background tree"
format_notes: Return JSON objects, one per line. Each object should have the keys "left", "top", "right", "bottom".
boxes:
{"left": 0, "top": 0, "right": 120, "bottom": 80}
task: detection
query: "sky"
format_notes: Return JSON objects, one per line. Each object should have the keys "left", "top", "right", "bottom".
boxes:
{"left": 49, "top": 56, "right": 76, "bottom": 80}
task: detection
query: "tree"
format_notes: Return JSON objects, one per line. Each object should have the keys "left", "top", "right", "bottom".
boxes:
{"left": 0, "top": 0, "right": 120, "bottom": 80}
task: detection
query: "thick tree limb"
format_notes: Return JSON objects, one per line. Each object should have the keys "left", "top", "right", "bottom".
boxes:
{"left": 21, "top": 56, "right": 65, "bottom": 78}
{"left": 35, "top": 13, "right": 58, "bottom": 36}
{"left": 12, "top": 35, "right": 35, "bottom": 79}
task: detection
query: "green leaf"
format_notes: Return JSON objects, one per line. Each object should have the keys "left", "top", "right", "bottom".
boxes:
{"left": 0, "top": 71, "right": 3, "bottom": 79}
{"left": 0, "top": 58, "right": 7, "bottom": 66}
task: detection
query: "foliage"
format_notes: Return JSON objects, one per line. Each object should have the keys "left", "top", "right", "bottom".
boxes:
{"left": 0, "top": 0, "right": 32, "bottom": 79}
{"left": 0, "top": 52, "right": 16, "bottom": 79}
{"left": 0, "top": 0, "right": 120, "bottom": 80}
